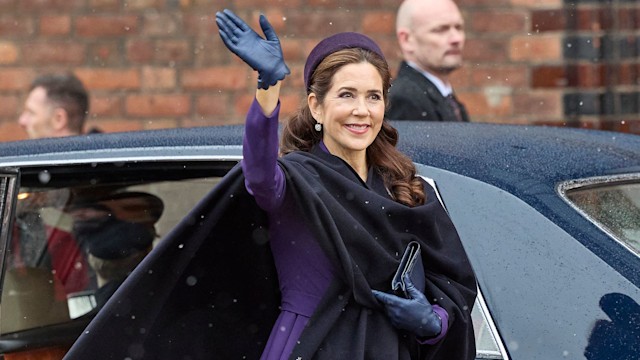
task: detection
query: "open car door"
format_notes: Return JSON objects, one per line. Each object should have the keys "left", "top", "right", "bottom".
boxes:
{"left": 0, "top": 168, "right": 18, "bottom": 274}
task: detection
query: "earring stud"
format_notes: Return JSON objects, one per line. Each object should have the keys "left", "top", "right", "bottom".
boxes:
{"left": 314, "top": 123, "right": 322, "bottom": 132}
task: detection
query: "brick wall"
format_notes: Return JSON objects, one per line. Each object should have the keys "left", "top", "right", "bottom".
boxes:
{"left": 0, "top": 0, "right": 638, "bottom": 142}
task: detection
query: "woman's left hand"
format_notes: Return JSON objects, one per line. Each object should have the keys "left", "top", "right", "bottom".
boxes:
{"left": 372, "top": 275, "right": 442, "bottom": 338}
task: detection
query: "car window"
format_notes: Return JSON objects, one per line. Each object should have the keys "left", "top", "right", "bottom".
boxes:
{"left": 1, "top": 161, "right": 234, "bottom": 338}
{"left": 559, "top": 175, "right": 640, "bottom": 257}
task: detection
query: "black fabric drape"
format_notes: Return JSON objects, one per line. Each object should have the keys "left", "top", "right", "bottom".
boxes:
{"left": 282, "top": 147, "right": 477, "bottom": 360}
{"left": 63, "top": 165, "right": 280, "bottom": 360}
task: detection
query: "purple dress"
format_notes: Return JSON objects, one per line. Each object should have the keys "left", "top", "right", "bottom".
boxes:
{"left": 242, "top": 99, "right": 334, "bottom": 360}
{"left": 242, "top": 99, "right": 448, "bottom": 359}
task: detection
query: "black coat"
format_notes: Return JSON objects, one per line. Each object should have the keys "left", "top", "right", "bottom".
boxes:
{"left": 63, "top": 147, "right": 477, "bottom": 360}
{"left": 387, "top": 61, "right": 470, "bottom": 122}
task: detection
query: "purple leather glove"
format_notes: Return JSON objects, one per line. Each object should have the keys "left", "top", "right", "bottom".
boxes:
{"left": 215, "top": 9, "right": 290, "bottom": 89}
{"left": 372, "top": 274, "right": 442, "bottom": 338}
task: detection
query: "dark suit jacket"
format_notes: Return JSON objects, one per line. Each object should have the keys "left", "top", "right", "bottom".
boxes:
{"left": 386, "top": 61, "right": 470, "bottom": 122}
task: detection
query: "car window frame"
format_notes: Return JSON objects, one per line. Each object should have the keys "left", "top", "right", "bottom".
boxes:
{"left": 0, "top": 168, "right": 19, "bottom": 285}
{"left": 557, "top": 172, "right": 640, "bottom": 260}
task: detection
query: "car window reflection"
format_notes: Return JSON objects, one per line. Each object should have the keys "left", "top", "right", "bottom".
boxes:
{"left": 2, "top": 163, "right": 223, "bottom": 336}
{"left": 560, "top": 176, "right": 640, "bottom": 257}
{"left": 66, "top": 192, "right": 163, "bottom": 318}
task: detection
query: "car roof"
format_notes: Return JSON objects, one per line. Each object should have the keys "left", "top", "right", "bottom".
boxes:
{"left": 393, "top": 122, "right": 640, "bottom": 185}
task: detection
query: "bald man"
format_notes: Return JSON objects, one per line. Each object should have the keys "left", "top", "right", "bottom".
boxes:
{"left": 18, "top": 73, "right": 90, "bottom": 139}
{"left": 386, "top": 0, "right": 470, "bottom": 122}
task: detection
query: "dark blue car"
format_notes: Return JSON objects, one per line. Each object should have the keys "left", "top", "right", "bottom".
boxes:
{"left": 0, "top": 122, "right": 638, "bottom": 359}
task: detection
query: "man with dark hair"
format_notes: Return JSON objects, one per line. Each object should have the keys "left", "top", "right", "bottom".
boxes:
{"left": 18, "top": 72, "right": 90, "bottom": 139}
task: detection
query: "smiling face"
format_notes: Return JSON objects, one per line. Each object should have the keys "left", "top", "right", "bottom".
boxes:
{"left": 309, "top": 61, "right": 385, "bottom": 167}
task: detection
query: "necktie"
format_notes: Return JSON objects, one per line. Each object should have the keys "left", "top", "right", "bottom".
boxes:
{"left": 446, "top": 94, "right": 463, "bottom": 122}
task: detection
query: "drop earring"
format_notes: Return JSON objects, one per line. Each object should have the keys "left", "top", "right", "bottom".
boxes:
{"left": 314, "top": 123, "right": 322, "bottom": 132}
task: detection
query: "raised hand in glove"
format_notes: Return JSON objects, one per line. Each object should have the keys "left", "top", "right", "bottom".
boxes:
{"left": 215, "top": 9, "right": 290, "bottom": 89}
{"left": 372, "top": 274, "right": 442, "bottom": 338}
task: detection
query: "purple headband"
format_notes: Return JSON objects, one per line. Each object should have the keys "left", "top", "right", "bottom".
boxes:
{"left": 303, "top": 32, "right": 386, "bottom": 91}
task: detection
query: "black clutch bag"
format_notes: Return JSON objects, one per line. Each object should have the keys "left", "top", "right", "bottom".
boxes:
{"left": 391, "top": 241, "right": 426, "bottom": 298}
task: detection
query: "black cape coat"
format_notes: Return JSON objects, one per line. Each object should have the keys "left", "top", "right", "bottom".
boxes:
{"left": 63, "top": 146, "right": 477, "bottom": 360}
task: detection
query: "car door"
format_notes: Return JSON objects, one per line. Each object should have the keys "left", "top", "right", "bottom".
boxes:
{"left": 0, "top": 168, "right": 18, "bottom": 271}
{"left": 0, "top": 158, "right": 238, "bottom": 359}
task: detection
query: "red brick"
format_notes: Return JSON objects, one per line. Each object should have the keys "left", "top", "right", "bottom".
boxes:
{"left": 532, "top": 65, "right": 566, "bottom": 88}
{"left": 143, "top": 119, "right": 180, "bottom": 130}
{"left": 142, "top": 67, "right": 176, "bottom": 90}
{"left": 567, "top": 64, "right": 605, "bottom": 87}
{"left": 616, "top": 63, "right": 640, "bottom": 86}
{"left": 233, "top": 94, "right": 256, "bottom": 122}
{"left": 192, "top": 39, "right": 230, "bottom": 66}
{"left": 126, "top": 94, "right": 191, "bottom": 117}
{"left": 510, "top": 34, "right": 562, "bottom": 61}
{"left": 459, "top": 0, "right": 511, "bottom": 5}
{"left": 196, "top": 94, "right": 231, "bottom": 118}
{"left": 469, "top": 65, "right": 529, "bottom": 88}
{"left": 471, "top": 10, "right": 527, "bottom": 33}
{"left": 75, "top": 69, "right": 141, "bottom": 90}
{"left": 88, "top": 0, "right": 120, "bottom": 11}
{"left": 123, "top": 0, "right": 164, "bottom": 10}
{"left": 306, "top": 0, "right": 340, "bottom": 7}
{"left": 0, "top": 41, "right": 18, "bottom": 64}
{"left": 40, "top": 15, "right": 71, "bottom": 36}
{"left": 617, "top": 7, "right": 640, "bottom": 30}
{"left": 18, "top": 0, "right": 84, "bottom": 12}
{"left": 509, "top": 0, "right": 561, "bottom": 8}
{"left": 531, "top": 9, "right": 567, "bottom": 32}
{"left": 465, "top": 38, "right": 510, "bottom": 62}
{"left": 234, "top": 0, "right": 301, "bottom": 8}
{"left": 281, "top": 38, "right": 307, "bottom": 64}
{"left": 21, "top": 41, "right": 86, "bottom": 65}
{"left": 0, "top": 0, "right": 17, "bottom": 11}
{"left": 89, "top": 95, "right": 123, "bottom": 118}
{"left": 362, "top": 11, "right": 395, "bottom": 34}
{"left": 288, "top": 11, "right": 359, "bottom": 37}
{"left": 0, "top": 95, "right": 18, "bottom": 117}
{"left": 0, "top": 0, "right": 637, "bottom": 134}
{"left": 259, "top": 9, "right": 288, "bottom": 33}
{"left": 0, "top": 15, "right": 35, "bottom": 36}
{"left": 458, "top": 91, "right": 512, "bottom": 117}
{"left": 572, "top": 9, "right": 613, "bottom": 32}
{"left": 0, "top": 121, "right": 26, "bottom": 142}
{"left": 279, "top": 93, "right": 302, "bottom": 120}
{"left": 512, "top": 90, "right": 562, "bottom": 117}
{"left": 182, "top": 67, "right": 250, "bottom": 90}
{"left": 0, "top": 68, "right": 35, "bottom": 91}
{"left": 88, "top": 41, "right": 121, "bottom": 66}
{"left": 182, "top": 13, "right": 217, "bottom": 37}
{"left": 155, "top": 40, "right": 191, "bottom": 64}
{"left": 76, "top": 15, "right": 139, "bottom": 37}
{"left": 126, "top": 39, "right": 154, "bottom": 63}
{"left": 142, "top": 13, "right": 179, "bottom": 36}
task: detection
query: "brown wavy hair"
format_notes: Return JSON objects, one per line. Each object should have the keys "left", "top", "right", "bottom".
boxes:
{"left": 281, "top": 48, "right": 425, "bottom": 206}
